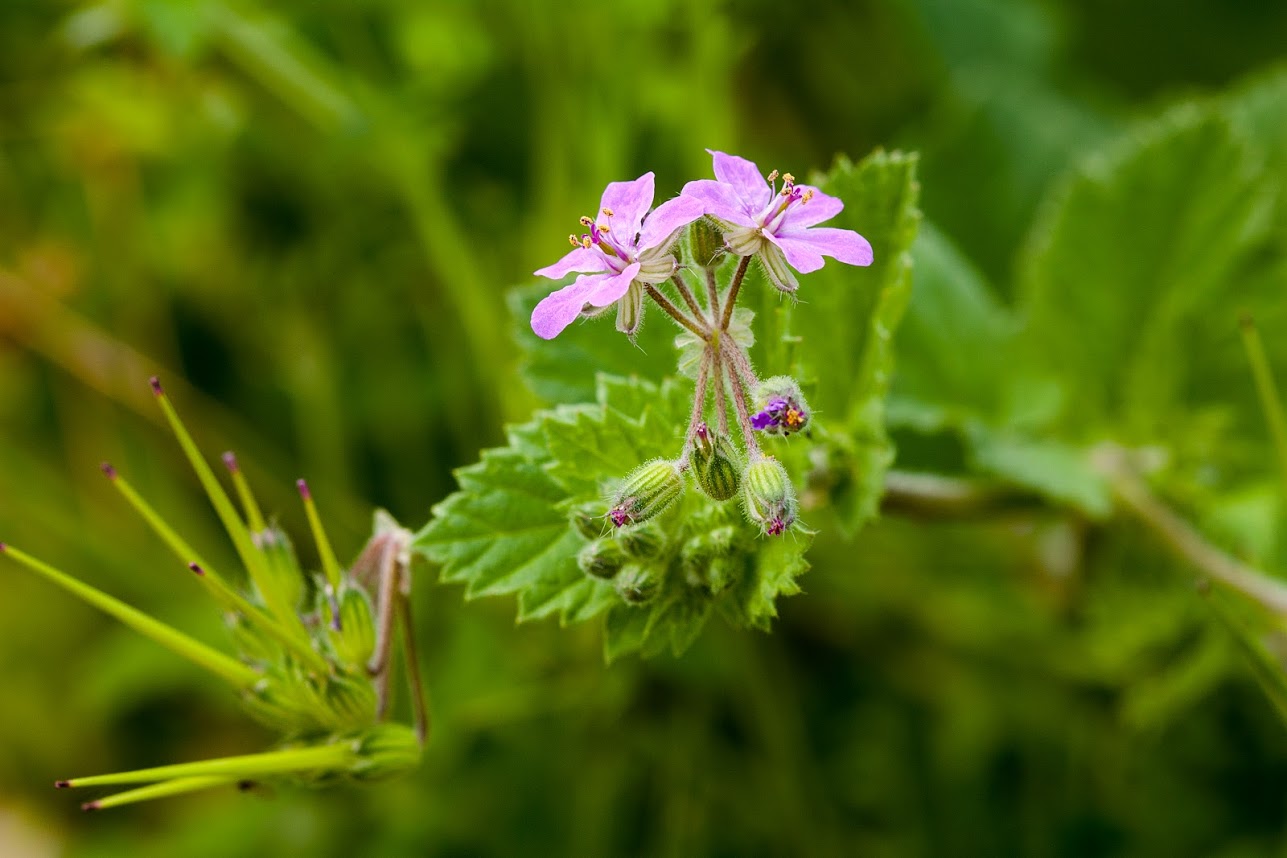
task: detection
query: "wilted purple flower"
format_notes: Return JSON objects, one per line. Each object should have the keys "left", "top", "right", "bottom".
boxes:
{"left": 531, "top": 173, "right": 704, "bottom": 340}
{"left": 682, "top": 150, "right": 873, "bottom": 293}
{"left": 751, "top": 397, "right": 808, "bottom": 434}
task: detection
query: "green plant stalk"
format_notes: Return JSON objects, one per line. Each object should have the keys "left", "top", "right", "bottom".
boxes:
{"left": 152, "top": 383, "right": 302, "bottom": 633}
{"left": 82, "top": 776, "right": 235, "bottom": 812}
{"left": 226, "top": 460, "right": 268, "bottom": 534}
{"left": 0, "top": 544, "right": 260, "bottom": 688}
{"left": 301, "top": 483, "right": 345, "bottom": 592}
{"left": 62, "top": 742, "right": 357, "bottom": 788}
{"left": 1239, "top": 316, "right": 1287, "bottom": 499}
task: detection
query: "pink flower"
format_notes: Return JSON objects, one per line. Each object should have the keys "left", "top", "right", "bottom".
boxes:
{"left": 531, "top": 173, "right": 704, "bottom": 340}
{"left": 682, "top": 150, "right": 873, "bottom": 293}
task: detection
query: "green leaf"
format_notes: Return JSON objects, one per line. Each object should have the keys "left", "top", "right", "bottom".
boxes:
{"left": 1017, "top": 104, "right": 1277, "bottom": 442}
{"left": 890, "top": 222, "right": 1027, "bottom": 432}
{"left": 509, "top": 283, "right": 677, "bottom": 405}
{"left": 759, "top": 150, "right": 921, "bottom": 530}
{"left": 416, "top": 375, "right": 811, "bottom": 659}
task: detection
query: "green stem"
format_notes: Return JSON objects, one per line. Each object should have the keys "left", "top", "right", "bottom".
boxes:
{"left": 704, "top": 267, "right": 722, "bottom": 318}
{"left": 722, "top": 342, "right": 762, "bottom": 458}
{"left": 680, "top": 354, "right": 712, "bottom": 467}
{"left": 62, "top": 742, "right": 357, "bottom": 788}
{"left": 1096, "top": 447, "right": 1287, "bottom": 614}
{"left": 0, "top": 544, "right": 260, "bottom": 688}
{"left": 644, "top": 284, "right": 709, "bottom": 340}
{"left": 671, "top": 274, "right": 708, "bottom": 326}
{"left": 1239, "top": 315, "right": 1287, "bottom": 499}
{"left": 711, "top": 342, "right": 730, "bottom": 435}
{"left": 299, "top": 480, "right": 345, "bottom": 593}
{"left": 719, "top": 256, "right": 751, "bottom": 332}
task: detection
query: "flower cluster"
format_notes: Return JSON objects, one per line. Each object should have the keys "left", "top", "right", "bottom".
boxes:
{"left": 530, "top": 150, "right": 872, "bottom": 541}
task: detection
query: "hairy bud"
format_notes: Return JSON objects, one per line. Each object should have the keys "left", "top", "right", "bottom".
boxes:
{"left": 614, "top": 564, "right": 660, "bottom": 605}
{"left": 328, "top": 586, "right": 376, "bottom": 667}
{"left": 254, "top": 524, "right": 305, "bottom": 613}
{"left": 578, "top": 538, "right": 626, "bottom": 579}
{"left": 691, "top": 423, "right": 743, "bottom": 501}
{"left": 742, "top": 457, "right": 798, "bottom": 536}
{"left": 751, "top": 376, "right": 811, "bottom": 437}
{"left": 608, "top": 459, "right": 684, "bottom": 528}
{"left": 618, "top": 522, "right": 664, "bottom": 559}
{"left": 570, "top": 502, "right": 606, "bottom": 541}
{"left": 688, "top": 217, "right": 724, "bottom": 270}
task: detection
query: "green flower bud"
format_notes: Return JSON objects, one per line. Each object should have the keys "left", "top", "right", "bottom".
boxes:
{"left": 742, "top": 457, "right": 799, "bottom": 536}
{"left": 615, "top": 564, "right": 659, "bottom": 605}
{"left": 688, "top": 216, "right": 725, "bottom": 270}
{"left": 691, "top": 423, "right": 743, "bottom": 501}
{"left": 569, "top": 502, "right": 606, "bottom": 541}
{"left": 349, "top": 723, "right": 424, "bottom": 781}
{"left": 254, "top": 524, "right": 305, "bottom": 613}
{"left": 578, "top": 538, "right": 626, "bottom": 579}
{"left": 618, "top": 522, "right": 664, "bottom": 558}
{"left": 608, "top": 459, "right": 684, "bottom": 528}
{"left": 328, "top": 585, "right": 376, "bottom": 668}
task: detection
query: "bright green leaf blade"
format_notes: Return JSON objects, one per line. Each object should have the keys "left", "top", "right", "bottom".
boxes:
{"left": 1017, "top": 104, "right": 1276, "bottom": 440}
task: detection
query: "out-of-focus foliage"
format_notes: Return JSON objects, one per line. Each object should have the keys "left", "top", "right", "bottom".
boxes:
{"left": 2, "top": 0, "right": 1287, "bottom": 856}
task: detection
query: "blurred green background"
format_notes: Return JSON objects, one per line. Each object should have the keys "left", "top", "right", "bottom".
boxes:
{"left": 2, "top": 0, "right": 1287, "bottom": 855}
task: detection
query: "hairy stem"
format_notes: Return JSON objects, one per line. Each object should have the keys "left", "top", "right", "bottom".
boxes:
{"left": 722, "top": 337, "right": 759, "bottom": 389}
{"left": 711, "top": 342, "right": 730, "bottom": 435}
{"left": 720, "top": 256, "right": 751, "bottom": 332}
{"left": 704, "top": 267, "right": 722, "bottom": 318}
{"left": 671, "top": 274, "right": 708, "bottom": 327}
{"left": 680, "top": 355, "right": 712, "bottom": 466}
{"left": 724, "top": 345, "right": 762, "bottom": 458}
{"left": 645, "top": 284, "right": 708, "bottom": 340}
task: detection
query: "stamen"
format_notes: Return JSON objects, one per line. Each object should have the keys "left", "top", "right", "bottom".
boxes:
{"left": 579, "top": 215, "right": 595, "bottom": 227}
{"left": 802, "top": 190, "right": 814, "bottom": 204}
{"left": 602, "top": 207, "right": 614, "bottom": 217}
{"left": 568, "top": 234, "right": 580, "bottom": 247}
{"left": 767, "top": 169, "right": 779, "bottom": 183}
{"left": 782, "top": 172, "right": 794, "bottom": 185}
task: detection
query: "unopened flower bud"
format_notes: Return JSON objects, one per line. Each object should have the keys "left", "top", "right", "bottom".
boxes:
{"left": 328, "top": 586, "right": 376, "bottom": 667}
{"left": 578, "top": 538, "right": 626, "bottom": 580}
{"left": 751, "top": 376, "right": 811, "bottom": 437}
{"left": 570, "top": 502, "right": 606, "bottom": 541}
{"left": 608, "top": 459, "right": 684, "bottom": 528}
{"left": 350, "top": 723, "right": 424, "bottom": 781}
{"left": 614, "top": 564, "right": 659, "bottom": 605}
{"left": 688, "top": 217, "right": 724, "bottom": 270}
{"left": 254, "top": 524, "right": 305, "bottom": 612}
{"left": 691, "top": 423, "right": 743, "bottom": 501}
{"left": 618, "top": 522, "right": 664, "bottom": 559}
{"left": 742, "top": 457, "right": 798, "bottom": 537}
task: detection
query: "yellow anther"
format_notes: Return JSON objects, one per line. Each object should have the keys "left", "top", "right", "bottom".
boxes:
{"left": 785, "top": 408, "right": 804, "bottom": 428}
{"left": 581, "top": 236, "right": 592, "bottom": 249}
{"left": 767, "top": 169, "right": 779, "bottom": 183}
{"left": 602, "top": 207, "right": 615, "bottom": 217}
{"left": 782, "top": 172, "right": 795, "bottom": 185}
{"left": 599, "top": 224, "right": 611, "bottom": 233}
{"left": 579, "top": 215, "right": 595, "bottom": 227}
{"left": 568, "top": 234, "right": 580, "bottom": 247}
{"left": 802, "top": 190, "right": 814, "bottom": 204}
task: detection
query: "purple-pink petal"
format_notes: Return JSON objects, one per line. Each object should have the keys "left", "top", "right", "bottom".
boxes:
{"left": 780, "top": 226, "right": 874, "bottom": 267}
{"left": 680, "top": 180, "right": 757, "bottom": 228}
{"left": 751, "top": 410, "right": 777, "bottom": 430}
{"left": 781, "top": 187, "right": 844, "bottom": 229}
{"left": 637, "top": 195, "right": 705, "bottom": 251}
{"left": 708, "top": 150, "right": 771, "bottom": 211}
{"left": 766, "top": 232, "right": 826, "bottom": 273}
{"left": 534, "top": 246, "right": 608, "bottom": 280}
{"left": 599, "top": 173, "right": 655, "bottom": 242}
{"left": 529, "top": 263, "right": 641, "bottom": 340}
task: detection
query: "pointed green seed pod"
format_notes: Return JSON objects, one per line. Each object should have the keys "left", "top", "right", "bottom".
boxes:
{"left": 254, "top": 524, "right": 305, "bottom": 615}
{"left": 608, "top": 459, "right": 684, "bottom": 528}
{"left": 742, "top": 457, "right": 799, "bottom": 537}
{"left": 578, "top": 538, "right": 626, "bottom": 580}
